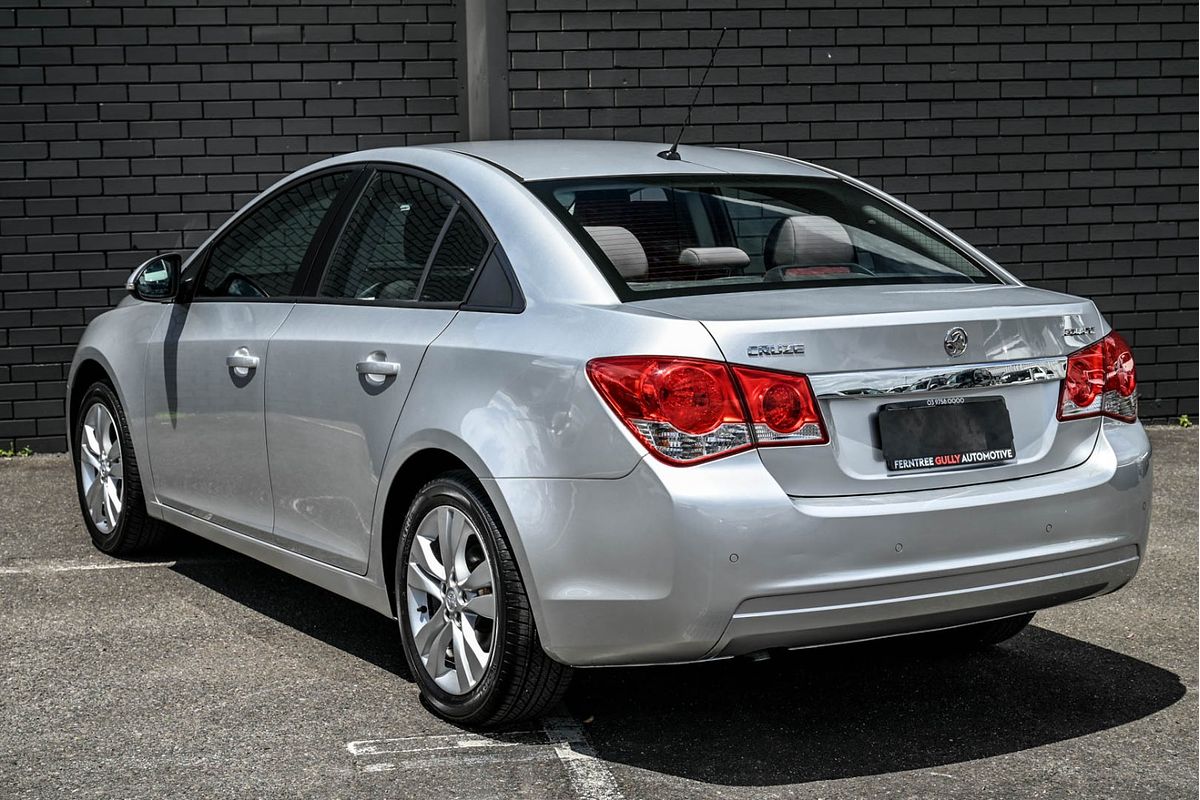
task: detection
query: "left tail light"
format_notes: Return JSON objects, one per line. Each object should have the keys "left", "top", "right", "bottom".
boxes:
{"left": 1058, "top": 331, "right": 1138, "bottom": 423}
{"left": 586, "top": 356, "right": 827, "bottom": 465}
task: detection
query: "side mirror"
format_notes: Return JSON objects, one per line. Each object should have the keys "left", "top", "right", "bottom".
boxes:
{"left": 126, "top": 253, "right": 182, "bottom": 302}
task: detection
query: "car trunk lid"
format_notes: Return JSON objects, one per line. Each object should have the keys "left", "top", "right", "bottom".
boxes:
{"left": 626, "top": 284, "right": 1106, "bottom": 496}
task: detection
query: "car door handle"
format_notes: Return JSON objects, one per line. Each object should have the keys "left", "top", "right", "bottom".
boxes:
{"left": 226, "top": 350, "right": 260, "bottom": 370}
{"left": 356, "top": 356, "right": 401, "bottom": 378}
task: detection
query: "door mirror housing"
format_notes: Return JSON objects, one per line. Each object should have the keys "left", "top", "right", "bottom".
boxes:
{"left": 126, "top": 253, "right": 182, "bottom": 302}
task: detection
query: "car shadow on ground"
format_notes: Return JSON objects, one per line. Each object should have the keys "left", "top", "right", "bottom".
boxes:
{"left": 169, "top": 533, "right": 1185, "bottom": 787}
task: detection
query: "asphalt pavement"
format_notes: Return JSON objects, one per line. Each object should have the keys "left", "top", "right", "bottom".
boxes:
{"left": 1, "top": 427, "right": 1195, "bottom": 799}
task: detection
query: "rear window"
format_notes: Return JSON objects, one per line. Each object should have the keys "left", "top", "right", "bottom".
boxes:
{"left": 529, "top": 176, "right": 999, "bottom": 299}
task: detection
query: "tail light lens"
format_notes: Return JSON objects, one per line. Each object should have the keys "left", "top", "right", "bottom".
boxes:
{"left": 731, "top": 365, "right": 828, "bottom": 446}
{"left": 1058, "top": 331, "right": 1138, "bottom": 423}
{"left": 587, "top": 356, "right": 827, "bottom": 465}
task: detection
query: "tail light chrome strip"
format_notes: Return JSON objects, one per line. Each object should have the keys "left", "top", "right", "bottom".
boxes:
{"left": 809, "top": 356, "right": 1068, "bottom": 398}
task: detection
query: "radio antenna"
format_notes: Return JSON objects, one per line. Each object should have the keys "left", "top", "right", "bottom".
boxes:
{"left": 658, "top": 27, "right": 727, "bottom": 161}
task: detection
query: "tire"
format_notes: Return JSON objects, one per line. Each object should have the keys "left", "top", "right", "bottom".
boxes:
{"left": 74, "top": 381, "right": 163, "bottom": 556}
{"left": 395, "top": 470, "right": 571, "bottom": 728}
{"left": 932, "top": 612, "right": 1036, "bottom": 650}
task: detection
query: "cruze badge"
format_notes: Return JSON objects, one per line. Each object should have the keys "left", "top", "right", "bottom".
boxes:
{"left": 747, "top": 343, "right": 805, "bottom": 357}
{"left": 944, "top": 327, "right": 968, "bottom": 357}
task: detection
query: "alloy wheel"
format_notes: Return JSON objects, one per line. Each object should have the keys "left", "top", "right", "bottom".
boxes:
{"left": 79, "top": 402, "right": 124, "bottom": 534}
{"left": 406, "top": 504, "right": 497, "bottom": 695}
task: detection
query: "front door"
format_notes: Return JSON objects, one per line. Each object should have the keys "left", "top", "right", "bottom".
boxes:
{"left": 144, "top": 170, "right": 353, "bottom": 536}
{"left": 264, "top": 168, "right": 493, "bottom": 572}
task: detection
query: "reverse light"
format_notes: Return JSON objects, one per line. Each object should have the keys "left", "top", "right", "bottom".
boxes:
{"left": 587, "top": 356, "right": 827, "bottom": 465}
{"left": 1057, "top": 331, "right": 1138, "bottom": 423}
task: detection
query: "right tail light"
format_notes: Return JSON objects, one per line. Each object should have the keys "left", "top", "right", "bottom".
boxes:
{"left": 1058, "top": 331, "right": 1138, "bottom": 423}
{"left": 586, "top": 356, "right": 827, "bottom": 465}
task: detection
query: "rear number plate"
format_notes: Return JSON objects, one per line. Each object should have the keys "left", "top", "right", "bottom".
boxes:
{"left": 878, "top": 396, "right": 1015, "bottom": 472}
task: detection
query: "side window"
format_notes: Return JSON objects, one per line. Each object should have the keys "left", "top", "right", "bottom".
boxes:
{"left": 201, "top": 172, "right": 348, "bottom": 298}
{"left": 420, "top": 209, "right": 489, "bottom": 302}
{"left": 320, "top": 171, "right": 454, "bottom": 301}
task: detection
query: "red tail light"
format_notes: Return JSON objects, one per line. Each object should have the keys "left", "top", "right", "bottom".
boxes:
{"left": 587, "top": 356, "right": 826, "bottom": 465}
{"left": 731, "top": 365, "right": 828, "bottom": 446}
{"left": 1058, "top": 331, "right": 1138, "bottom": 423}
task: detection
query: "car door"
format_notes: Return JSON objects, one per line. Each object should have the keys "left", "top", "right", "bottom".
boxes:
{"left": 144, "top": 169, "right": 355, "bottom": 536}
{"left": 263, "top": 167, "right": 494, "bottom": 572}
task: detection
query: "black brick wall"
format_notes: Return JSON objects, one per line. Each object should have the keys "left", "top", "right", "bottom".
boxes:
{"left": 1, "top": 0, "right": 1196, "bottom": 452}
{"left": 0, "top": 0, "right": 460, "bottom": 451}
{"left": 507, "top": 0, "right": 1198, "bottom": 421}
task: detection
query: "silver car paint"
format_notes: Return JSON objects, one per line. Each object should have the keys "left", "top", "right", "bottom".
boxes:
{"left": 143, "top": 301, "right": 293, "bottom": 536}
{"left": 263, "top": 303, "right": 459, "bottom": 574}
{"left": 67, "top": 141, "right": 1152, "bottom": 666}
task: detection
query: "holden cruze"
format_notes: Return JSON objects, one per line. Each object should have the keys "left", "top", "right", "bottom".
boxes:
{"left": 68, "top": 140, "right": 1152, "bottom": 727}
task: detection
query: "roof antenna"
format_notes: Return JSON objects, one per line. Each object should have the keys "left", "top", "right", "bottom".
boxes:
{"left": 658, "top": 27, "right": 727, "bottom": 161}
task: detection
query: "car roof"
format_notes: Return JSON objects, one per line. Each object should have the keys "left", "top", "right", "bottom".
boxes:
{"left": 415, "top": 139, "right": 831, "bottom": 182}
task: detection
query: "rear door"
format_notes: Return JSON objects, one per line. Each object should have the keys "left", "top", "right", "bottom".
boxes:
{"left": 145, "top": 169, "right": 354, "bottom": 535}
{"left": 263, "top": 167, "right": 493, "bottom": 572}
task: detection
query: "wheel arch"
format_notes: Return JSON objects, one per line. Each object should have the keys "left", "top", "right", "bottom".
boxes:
{"left": 67, "top": 351, "right": 119, "bottom": 456}
{"left": 374, "top": 437, "right": 549, "bottom": 643}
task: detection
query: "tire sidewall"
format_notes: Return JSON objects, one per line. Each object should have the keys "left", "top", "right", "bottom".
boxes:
{"left": 74, "top": 382, "right": 131, "bottom": 551}
{"left": 396, "top": 477, "right": 509, "bottom": 721}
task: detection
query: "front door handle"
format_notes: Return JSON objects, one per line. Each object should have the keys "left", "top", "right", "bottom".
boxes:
{"left": 356, "top": 351, "right": 401, "bottom": 383}
{"left": 227, "top": 347, "right": 259, "bottom": 378}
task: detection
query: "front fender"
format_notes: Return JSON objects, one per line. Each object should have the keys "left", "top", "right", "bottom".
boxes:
{"left": 68, "top": 302, "right": 169, "bottom": 508}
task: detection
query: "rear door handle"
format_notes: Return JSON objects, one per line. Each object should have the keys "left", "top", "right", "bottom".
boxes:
{"left": 227, "top": 347, "right": 259, "bottom": 376}
{"left": 356, "top": 351, "right": 401, "bottom": 381}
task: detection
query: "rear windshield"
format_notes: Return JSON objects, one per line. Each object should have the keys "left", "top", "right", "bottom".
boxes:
{"left": 529, "top": 176, "right": 1000, "bottom": 299}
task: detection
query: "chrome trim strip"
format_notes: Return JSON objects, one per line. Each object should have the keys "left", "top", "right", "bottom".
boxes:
{"left": 810, "top": 356, "right": 1068, "bottom": 398}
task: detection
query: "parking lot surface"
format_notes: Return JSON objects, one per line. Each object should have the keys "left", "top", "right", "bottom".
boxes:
{"left": 1, "top": 427, "right": 1195, "bottom": 799}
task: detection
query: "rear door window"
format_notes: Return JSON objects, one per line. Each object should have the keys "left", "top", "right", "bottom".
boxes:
{"left": 319, "top": 171, "right": 455, "bottom": 302}
{"left": 419, "top": 209, "right": 490, "bottom": 303}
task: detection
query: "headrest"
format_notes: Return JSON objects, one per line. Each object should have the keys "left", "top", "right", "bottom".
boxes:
{"left": 765, "top": 215, "right": 854, "bottom": 269}
{"left": 584, "top": 225, "right": 648, "bottom": 279}
{"left": 679, "top": 247, "right": 750, "bottom": 271}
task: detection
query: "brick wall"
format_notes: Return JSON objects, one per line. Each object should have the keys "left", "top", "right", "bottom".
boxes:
{"left": 0, "top": 0, "right": 459, "bottom": 451}
{"left": 1, "top": 0, "right": 1196, "bottom": 452}
{"left": 507, "top": 0, "right": 1198, "bottom": 421}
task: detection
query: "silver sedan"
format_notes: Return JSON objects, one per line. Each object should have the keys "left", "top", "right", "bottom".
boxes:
{"left": 68, "top": 140, "right": 1152, "bottom": 727}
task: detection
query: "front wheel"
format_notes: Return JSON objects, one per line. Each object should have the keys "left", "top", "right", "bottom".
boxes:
{"left": 74, "top": 381, "right": 162, "bottom": 555}
{"left": 396, "top": 471, "right": 571, "bottom": 728}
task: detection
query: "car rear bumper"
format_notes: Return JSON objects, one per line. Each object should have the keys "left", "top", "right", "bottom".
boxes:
{"left": 487, "top": 420, "right": 1152, "bottom": 666}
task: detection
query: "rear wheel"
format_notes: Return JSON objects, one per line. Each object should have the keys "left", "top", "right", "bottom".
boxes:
{"left": 74, "top": 381, "right": 162, "bottom": 556}
{"left": 396, "top": 471, "right": 571, "bottom": 728}
{"left": 932, "top": 613, "right": 1036, "bottom": 649}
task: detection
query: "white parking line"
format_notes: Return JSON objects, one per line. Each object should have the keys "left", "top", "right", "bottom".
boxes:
{"left": 347, "top": 730, "right": 548, "bottom": 756}
{"left": 542, "top": 715, "right": 625, "bottom": 800}
{"left": 0, "top": 558, "right": 224, "bottom": 576}
{"left": 347, "top": 711, "right": 625, "bottom": 799}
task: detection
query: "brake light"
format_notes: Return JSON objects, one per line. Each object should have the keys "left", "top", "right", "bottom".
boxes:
{"left": 587, "top": 356, "right": 827, "bottom": 465}
{"left": 1057, "top": 332, "right": 1138, "bottom": 423}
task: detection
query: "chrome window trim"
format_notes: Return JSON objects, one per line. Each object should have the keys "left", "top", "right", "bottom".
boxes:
{"left": 809, "top": 356, "right": 1068, "bottom": 398}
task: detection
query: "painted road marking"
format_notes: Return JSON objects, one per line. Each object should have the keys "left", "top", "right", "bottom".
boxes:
{"left": 542, "top": 715, "right": 625, "bottom": 800}
{"left": 347, "top": 711, "right": 625, "bottom": 799}
{"left": 0, "top": 557, "right": 230, "bottom": 576}
{"left": 347, "top": 730, "right": 548, "bottom": 756}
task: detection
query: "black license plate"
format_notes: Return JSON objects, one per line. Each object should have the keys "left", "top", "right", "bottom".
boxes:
{"left": 878, "top": 396, "right": 1015, "bottom": 472}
